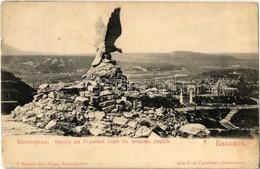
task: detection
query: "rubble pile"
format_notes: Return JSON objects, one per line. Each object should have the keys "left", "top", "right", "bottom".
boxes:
{"left": 11, "top": 62, "right": 190, "bottom": 137}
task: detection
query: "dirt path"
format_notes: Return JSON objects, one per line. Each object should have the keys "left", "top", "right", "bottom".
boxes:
{"left": 1, "top": 115, "right": 56, "bottom": 136}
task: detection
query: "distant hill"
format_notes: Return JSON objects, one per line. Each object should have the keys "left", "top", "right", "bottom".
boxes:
{"left": 1, "top": 50, "right": 258, "bottom": 87}
{"left": 1, "top": 45, "right": 258, "bottom": 79}
{"left": 116, "top": 51, "right": 258, "bottom": 69}
{"left": 1, "top": 55, "right": 95, "bottom": 74}
{"left": 223, "top": 53, "right": 258, "bottom": 60}
{"left": 171, "top": 51, "right": 236, "bottom": 61}
{"left": 170, "top": 51, "right": 237, "bottom": 67}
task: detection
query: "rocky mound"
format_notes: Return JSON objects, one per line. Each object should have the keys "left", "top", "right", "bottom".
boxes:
{"left": 11, "top": 62, "right": 190, "bottom": 137}
{"left": 2, "top": 69, "right": 36, "bottom": 114}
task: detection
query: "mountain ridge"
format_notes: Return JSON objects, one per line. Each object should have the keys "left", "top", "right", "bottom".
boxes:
{"left": 2, "top": 43, "right": 258, "bottom": 60}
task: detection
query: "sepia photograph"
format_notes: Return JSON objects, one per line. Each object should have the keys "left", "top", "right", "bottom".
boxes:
{"left": 1, "top": 2, "right": 259, "bottom": 168}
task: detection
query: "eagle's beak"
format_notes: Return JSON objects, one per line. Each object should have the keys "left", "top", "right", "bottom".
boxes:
{"left": 118, "top": 48, "right": 123, "bottom": 53}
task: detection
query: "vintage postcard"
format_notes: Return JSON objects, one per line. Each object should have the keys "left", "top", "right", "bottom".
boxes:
{"left": 1, "top": 2, "right": 259, "bottom": 168}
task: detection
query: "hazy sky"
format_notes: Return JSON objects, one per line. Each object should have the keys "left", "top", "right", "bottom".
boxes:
{"left": 2, "top": 2, "right": 258, "bottom": 55}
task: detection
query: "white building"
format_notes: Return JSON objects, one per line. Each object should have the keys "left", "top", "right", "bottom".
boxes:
{"left": 210, "top": 80, "right": 237, "bottom": 96}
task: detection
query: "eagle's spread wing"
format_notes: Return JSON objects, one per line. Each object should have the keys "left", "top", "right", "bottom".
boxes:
{"left": 105, "top": 8, "right": 121, "bottom": 50}
{"left": 91, "top": 43, "right": 105, "bottom": 66}
{"left": 92, "top": 18, "right": 106, "bottom": 66}
{"left": 94, "top": 17, "right": 107, "bottom": 52}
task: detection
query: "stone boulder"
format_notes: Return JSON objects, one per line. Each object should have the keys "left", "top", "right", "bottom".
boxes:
{"left": 178, "top": 123, "right": 210, "bottom": 138}
{"left": 135, "top": 126, "right": 152, "bottom": 138}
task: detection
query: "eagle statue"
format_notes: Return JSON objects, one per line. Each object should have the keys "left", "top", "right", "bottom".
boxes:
{"left": 91, "top": 7, "right": 122, "bottom": 67}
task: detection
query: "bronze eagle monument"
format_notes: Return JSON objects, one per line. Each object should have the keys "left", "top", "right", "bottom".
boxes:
{"left": 91, "top": 7, "right": 122, "bottom": 67}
